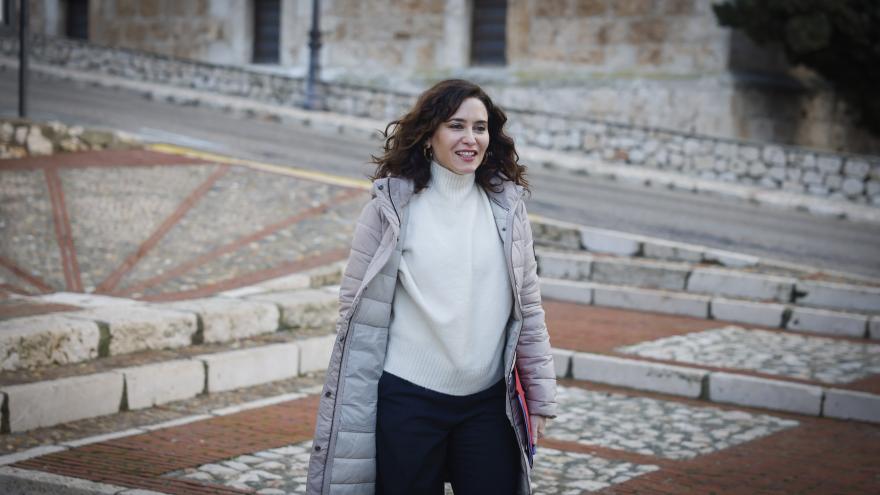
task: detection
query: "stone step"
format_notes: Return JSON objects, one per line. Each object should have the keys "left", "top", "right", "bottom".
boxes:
{"left": 536, "top": 247, "right": 880, "bottom": 318}
{"left": 0, "top": 263, "right": 344, "bottom": 372}
{"left": 530, "top": 215, "right": 880, "bottom": 290}
{"left": 0, "top": 330, "right": 336, "bottom": 434}
{"left": 541, "top": 278, "right": 878, "bottom": 339}
{"left": 552, "top": 348, "right": 880, "bottom": 424}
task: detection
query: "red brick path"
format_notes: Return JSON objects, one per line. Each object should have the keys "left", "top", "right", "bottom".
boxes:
{"left": 15, "top": 395, "right": 321, "bottom": 495}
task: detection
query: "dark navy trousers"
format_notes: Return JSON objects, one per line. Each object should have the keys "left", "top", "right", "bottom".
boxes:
{"left": 375, "top": 371, "right": 521, "bottom": 495}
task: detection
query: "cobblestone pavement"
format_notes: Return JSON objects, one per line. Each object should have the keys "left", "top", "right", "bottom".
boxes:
{"left": 0, "top": 149, "right": 367, "bottom": 302}
{"left": 9, "top": 379, "right": 879, "bottom": 494}
{"left": 545, "top": 301, "right": 880, "bottom": 395}
{"left": 617, "top": 326, "right": 880, "bottom": 384}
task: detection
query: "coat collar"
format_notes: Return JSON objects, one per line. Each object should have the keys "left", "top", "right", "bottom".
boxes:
{"left": 372, "top": 175, "right": 523, "bottom": 212}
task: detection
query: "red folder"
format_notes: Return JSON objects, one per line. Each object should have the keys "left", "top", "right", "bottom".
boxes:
{"left": 514, "top": 368, "right": 536, "bottom": 467}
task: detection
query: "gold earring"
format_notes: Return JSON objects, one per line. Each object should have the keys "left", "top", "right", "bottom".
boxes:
{"left": 423, "top": 146, "right": 433, "bottom": 162}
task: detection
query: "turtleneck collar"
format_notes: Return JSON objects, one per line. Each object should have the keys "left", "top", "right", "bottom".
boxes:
{"left": 429, "top": 160, "right": 476, "bottom": 202}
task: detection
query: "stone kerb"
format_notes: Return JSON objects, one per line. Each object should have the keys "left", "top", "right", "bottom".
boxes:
{"left": 246, "top": 289, "right": 337, "bottom": 329}
{"left": 197, "top": 343, "right": 300, "bottom": 393}
{"left": 0, "top": 372, "right": 124, "bottom": 432}
{"left": 118, "top": 359, "right": 205, "bottom": 410}
{"left": 0, "top": 315, "right": 100, "bottom": 371}
{"left": 708, "top": 372, "right": 823, "bottom": 416}
{"left": 795, "top": 280, "right": 880, "bottom": 314}
{"left": 687, "top": 268, "right": 796, "bottom": 303}
{"left": 164, "top": 297, "right": 280, "bottom": 343}
{"left": 786, "top": 307, "right": 868, "bottom": 338}
{"left": 66, "top": 306, "right": 198, "bottom": 356}
{"left": 823, "top": 389, "right": 880, "bottom": 423}
{"left": 572, "top": 352, "right": 707, "bottom": 398}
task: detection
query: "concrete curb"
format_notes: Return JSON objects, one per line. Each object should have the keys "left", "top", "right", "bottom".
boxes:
{"left": 535, "top": 242, "right": 879, "bottom": 331}
{"left": 530, "top": 216, "right": 880, "bottom": 287}
{"left": 0, "top": 334, "right": 332, "bottom": 434}
{"left": 552, "top": 347, "right": 880, "bottom": 423}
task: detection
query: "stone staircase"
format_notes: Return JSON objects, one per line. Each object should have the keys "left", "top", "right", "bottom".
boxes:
{"left": 531, "top": 217, "right": 880, "bottom": 340}
{"left": 0, "top": 263, "right": 344, "bottom": 434}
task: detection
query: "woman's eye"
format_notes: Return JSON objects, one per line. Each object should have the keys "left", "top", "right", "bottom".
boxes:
{"left": 475, "top": 127, "right": 487, "bottom": 133}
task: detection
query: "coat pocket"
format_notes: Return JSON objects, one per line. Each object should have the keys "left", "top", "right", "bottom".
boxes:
{"left": 338, "top": 322, "right": 388, "bottom": 432}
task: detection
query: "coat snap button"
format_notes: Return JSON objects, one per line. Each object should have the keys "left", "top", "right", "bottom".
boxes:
{"left": 314, "top": 445, "right": 322, "bottom": 451}
{"left": 325, "top": 391, "right": 332, "bottom": 398}
{"left": 378, "top": 184, "right": 384, "bottom": 190}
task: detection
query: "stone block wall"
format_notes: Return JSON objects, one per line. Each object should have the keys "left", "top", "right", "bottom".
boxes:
{"left": 0, "top": 119, "right": 140, "bottom": 159}
{"left": 1, "top": 34, "right": 878, "bottom": 206}
{"left": 507, "top": 0, "right": 729, "bottom": 75}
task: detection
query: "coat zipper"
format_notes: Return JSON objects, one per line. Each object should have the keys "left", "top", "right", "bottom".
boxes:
{"left": 321, "top": 183, "right": 400, "bottom": 493}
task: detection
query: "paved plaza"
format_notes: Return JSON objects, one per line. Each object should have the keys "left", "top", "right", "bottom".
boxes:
{"left": 2, "top": 147, "right": 879, "bottom": 494}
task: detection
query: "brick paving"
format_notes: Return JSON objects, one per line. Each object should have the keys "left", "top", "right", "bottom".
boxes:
{"left": 546, "top": 300, "right": 880, "bottom": 394}
{"left": 7, "top": 377, "right": 879, "bottom": 494}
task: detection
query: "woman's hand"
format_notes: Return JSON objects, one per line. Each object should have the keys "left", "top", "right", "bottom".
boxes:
{"left": 530, "top": 415, "right": 548, "bottom": 445}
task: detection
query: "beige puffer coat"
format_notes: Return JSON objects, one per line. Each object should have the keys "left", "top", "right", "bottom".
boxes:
{"left": 306, "top": 176, "right": 557, "bottom": 494}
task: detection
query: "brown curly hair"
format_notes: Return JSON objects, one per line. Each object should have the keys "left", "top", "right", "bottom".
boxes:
{"left": 371, "top": 79, "right": 529, "bottom": 194}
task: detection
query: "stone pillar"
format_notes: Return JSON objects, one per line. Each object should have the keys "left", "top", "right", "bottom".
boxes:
{"left": 442, "top": 0, "right": 470, "bottom": 69}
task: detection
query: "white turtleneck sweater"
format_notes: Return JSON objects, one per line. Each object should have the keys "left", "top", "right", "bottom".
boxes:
{"left": 383, "top": 161, "right": 513, "bottom": 396}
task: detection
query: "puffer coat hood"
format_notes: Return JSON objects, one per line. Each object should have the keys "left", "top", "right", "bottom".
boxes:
{"left": 306, "top": 176, "right": 557, "bottom": 494}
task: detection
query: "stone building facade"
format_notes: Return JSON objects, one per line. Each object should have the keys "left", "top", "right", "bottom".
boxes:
{"left": 15, "top": 0, "right": 880, "bottom": 154}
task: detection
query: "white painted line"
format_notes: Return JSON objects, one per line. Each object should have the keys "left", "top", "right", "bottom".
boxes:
{"left": 0, "top": 445, "right": 68, "bottom": 466}
{"left": 211, "top": 392, "right": 308, "bottom": 416}
{"left": 140, "top": 414, "right": 214, "bottom": 431}
{"left": 61, "top": 428, "right": 147, "bottom": 448}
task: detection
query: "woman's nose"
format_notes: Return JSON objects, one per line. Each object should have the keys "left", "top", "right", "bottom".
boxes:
{"left": 462, "top": 130, "right": 477, "bottom": 144}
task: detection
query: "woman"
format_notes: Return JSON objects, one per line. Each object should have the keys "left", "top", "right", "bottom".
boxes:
{"left": 306, "top": 79, "right": 557, "bottom": 495}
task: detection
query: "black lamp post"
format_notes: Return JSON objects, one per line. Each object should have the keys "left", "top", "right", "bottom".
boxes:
{"left": 18, "top": 0, "right": 28, "bottom": 118}
{"left": 303, "top": 0, "right": 322, "bottom": 110}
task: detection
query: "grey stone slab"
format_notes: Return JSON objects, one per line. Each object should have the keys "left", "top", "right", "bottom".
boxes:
{"left": 530, "top": 218, "right": 582, "bottom": 249}
{"left": 536, "top": 249, "right": 592, "bottom": 281}
{"left": 163, "top": 297, "right": 280, "bottom": 343}
{"left": 591, "top": 258, "right": 690, "bottom": 290}
{"left": 823, "top": 388, "right": 880, "bottom": 423}
{"left": 786, "top": 307, "right": 868, "bottom": 338}
{"left": 572, "top": 352, "right": 707, "bottom": 398}
{"left": 539, "top": 278, "right": 594, "bottom": 305}
{"left": 0, "top": 371, "right": 124, "bottom": 432}
{"left": 552, "top": 348, "right": 574, "bottom": 378}
{"left": 580, "top": 227, "right": 643, "bottom": 256}
{"left": 642, "top": 240, "right": 704, "bottom": 262}
{"left": 710, "top": 298, "right": 786, "bottom": 327}
{"left": 197, "top": 343, "right": 300, "bottom": 393}
{"left": 247, "top": 289, "right": 337, "bottom": 329}
{"left": 120, "top": 359, "right": 205, "bottom": 410}
{"left": 795, "top": 280, "right": 880, "bottom": 313}
{"left": 702, "top": 249, "right": 760, "bottom": 268}
{"left": 708, "top": 372, "right": 823, "bottom": 415}
{"left": 687, "top": 268, "right": 795, "bottom": 302}
{"left": 593, "top": 284, "right": 710, "bottom": 318}
{"left": 0, "top": 466, "right": 121, "bottom": 495}
{"left": 297, "top": 334, "right": 336, "bottom": 374}
{"left": 67, "top": 306, "right": 197, "bottom": 356}
{"left": 0, "top": 314, "right": 100, "bottom": 371}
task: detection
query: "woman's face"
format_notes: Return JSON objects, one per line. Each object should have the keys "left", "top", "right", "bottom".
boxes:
{"left": 428, "top": 97, "right": 489, "bottom": 175}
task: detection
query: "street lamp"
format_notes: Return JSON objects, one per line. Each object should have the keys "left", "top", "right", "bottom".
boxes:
{"left": 303, "top": 0, "right": 322, "bottom": 110}
{"left": 18, "top": 0, "right": 28, "bottom": 118}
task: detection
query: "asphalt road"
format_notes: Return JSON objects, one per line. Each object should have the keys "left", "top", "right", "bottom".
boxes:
{"left": 2, "top": 69, "right": 879, "bottom": 278}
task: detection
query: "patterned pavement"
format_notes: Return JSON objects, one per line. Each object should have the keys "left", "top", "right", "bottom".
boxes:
{"left": 0, "top": 149, "right": 368, "bottom": 304}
